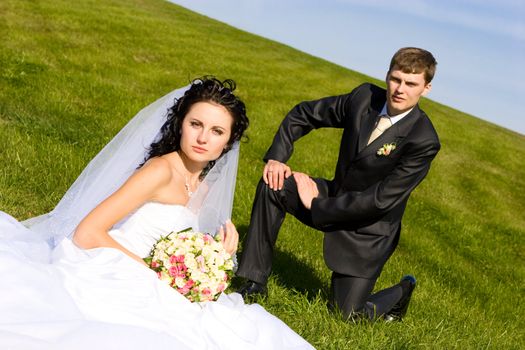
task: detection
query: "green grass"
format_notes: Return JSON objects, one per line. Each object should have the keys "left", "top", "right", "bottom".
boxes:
{"left": 1, "top": 0, "right": 524, "bottom": 348}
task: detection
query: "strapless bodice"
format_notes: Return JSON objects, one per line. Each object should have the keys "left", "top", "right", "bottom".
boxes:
{"left": 109, "top": 202, "right": 197, "bottom": 258}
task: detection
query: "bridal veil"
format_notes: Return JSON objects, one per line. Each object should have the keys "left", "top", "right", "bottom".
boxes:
{"left": 23, "top": 85, "right": 240, "bottom": 249}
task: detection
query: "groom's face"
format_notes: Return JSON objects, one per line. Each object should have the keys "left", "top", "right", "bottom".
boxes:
{"left": 385, "top": 69, "right": 431, "bottom": 115}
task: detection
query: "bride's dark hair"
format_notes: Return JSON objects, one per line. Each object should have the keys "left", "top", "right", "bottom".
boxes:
{"left": 141, "top": 76, "right": 249, "bottom": 176}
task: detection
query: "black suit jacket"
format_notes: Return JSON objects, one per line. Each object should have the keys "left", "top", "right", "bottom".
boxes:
{"left": 264, "top": 83, "right": 440, "bottom": 278}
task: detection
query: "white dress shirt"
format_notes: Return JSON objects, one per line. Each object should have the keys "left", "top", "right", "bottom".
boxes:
{"left": 378, "top": 104, "right": 414, "bottom": 125}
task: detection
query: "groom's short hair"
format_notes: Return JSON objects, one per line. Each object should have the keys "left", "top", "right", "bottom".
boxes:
{"left": 389, "top": 47, "right": 437, "bottom": 84}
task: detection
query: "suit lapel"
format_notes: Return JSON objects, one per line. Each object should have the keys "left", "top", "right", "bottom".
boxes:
{"left": 357, "top": 104, "right": 383, "bottom": 154}
{"left": 354, "top": 105, "right": 423, "bottom": 161}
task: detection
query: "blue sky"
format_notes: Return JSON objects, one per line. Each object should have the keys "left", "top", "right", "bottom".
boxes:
{"left": 168, "top": 0, "right": 525, "bottom": 135}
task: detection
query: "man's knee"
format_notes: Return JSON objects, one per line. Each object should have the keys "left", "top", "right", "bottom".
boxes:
{"left": 255, "top": 176, "right": 297, "bottom": 199}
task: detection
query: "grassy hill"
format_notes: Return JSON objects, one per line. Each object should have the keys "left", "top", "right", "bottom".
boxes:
{"left": 1, "top": 0, "right": 523, "bottom": 348}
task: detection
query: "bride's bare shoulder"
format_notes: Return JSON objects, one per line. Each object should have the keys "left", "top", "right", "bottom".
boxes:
{"left": 136, "top": 157, "right": 175, "bottom": 185}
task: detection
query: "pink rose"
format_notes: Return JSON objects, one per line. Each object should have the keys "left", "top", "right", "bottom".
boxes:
{"left": 168, "top": 266, "right": 179, "bottom": 277}
{"left": 185, "top": 279, "right": 195, "bottom": 288}
{"left": 169, "top": 255, "right": 185, "bottom": 264}
{"left": 170, "top": 264, "right": 189, "bottom": 278}
{"left": 178, "top": 286, "right": 190, "bottom": 295}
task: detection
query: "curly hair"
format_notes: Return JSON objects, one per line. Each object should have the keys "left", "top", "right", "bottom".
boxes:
{"left": 141, "top": 77, "right": 249, "bottom": 177}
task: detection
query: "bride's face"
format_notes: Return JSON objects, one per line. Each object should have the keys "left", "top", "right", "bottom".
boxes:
{"left": 180, "top": 101, "right": 233, "bottom": 164}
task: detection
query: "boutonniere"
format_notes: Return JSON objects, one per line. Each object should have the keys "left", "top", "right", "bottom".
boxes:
{"left": 377, "top": 142, "right": 396, "bottom": 156}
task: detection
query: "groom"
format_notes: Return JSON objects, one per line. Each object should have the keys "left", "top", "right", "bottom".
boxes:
{"left": 237, "top": 47, "right": 440, "bottom": 321}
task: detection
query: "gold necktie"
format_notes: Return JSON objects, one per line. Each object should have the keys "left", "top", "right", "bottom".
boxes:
{"left": 367, "top": 116, "right": 392, "bottom": 145}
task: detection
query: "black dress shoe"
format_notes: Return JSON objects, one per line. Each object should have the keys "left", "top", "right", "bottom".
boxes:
{"left": 384, "top": 275, "right": 416, "bottom": 322}
{"left": 237, "top": 280, "right": 268, "bottom": 298}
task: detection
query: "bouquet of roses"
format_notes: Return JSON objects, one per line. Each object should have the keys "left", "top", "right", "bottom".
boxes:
{"left": 144, "top": 228, "right": 234, "bottom": 302}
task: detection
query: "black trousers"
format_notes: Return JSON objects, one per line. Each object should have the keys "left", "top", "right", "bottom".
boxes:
{"left": 237, "top": 177, "right": 403, "bottom": 320}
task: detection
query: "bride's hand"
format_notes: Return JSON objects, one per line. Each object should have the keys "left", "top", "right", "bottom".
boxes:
{"left": 264, "top": 159, "right": 292, "bottom": 191}
{"left": 218, "top": 220, "right": 239, "bottom": 256}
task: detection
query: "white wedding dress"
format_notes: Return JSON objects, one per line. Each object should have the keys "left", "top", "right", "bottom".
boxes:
{"left": 0, "top": 202, "right": 314, "bottom": 350}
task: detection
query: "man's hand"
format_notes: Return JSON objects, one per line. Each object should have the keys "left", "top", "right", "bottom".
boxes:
{"left": 293, "top": 172, "right": 319, "bottom": 210}
{"left": 218, "top": 220, "right": 239, "bottom": 256}
{"left": 264, "top": 159, "right": 292, "bottom": 191}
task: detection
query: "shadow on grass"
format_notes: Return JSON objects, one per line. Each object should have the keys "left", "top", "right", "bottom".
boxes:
{"left": 235, "top": 224, "right": 329, "bottom": 303}
{"left": 272, "top": 248, "right": 329, "bottom": 300}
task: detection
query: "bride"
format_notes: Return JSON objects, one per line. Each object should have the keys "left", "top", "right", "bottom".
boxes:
{"left": 0, "top": 77, "right": 314, "bottom": 349}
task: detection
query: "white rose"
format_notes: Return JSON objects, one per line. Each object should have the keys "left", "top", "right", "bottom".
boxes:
{"left": 175, "top": 277, "right": 185, "bottom": 288}
{"left": 159, "top": 271, "right": 172, "bottom": 283}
